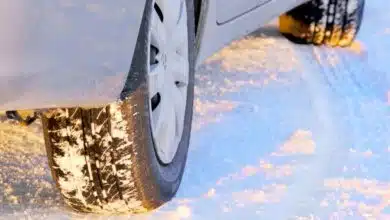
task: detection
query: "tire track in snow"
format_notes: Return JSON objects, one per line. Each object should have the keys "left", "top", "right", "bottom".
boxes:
{"left": 262, "top": 44, "right": 354, "bottom": 219}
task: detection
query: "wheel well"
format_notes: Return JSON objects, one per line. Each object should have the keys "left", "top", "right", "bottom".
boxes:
{"left": 194, "top": 0, "right": 202, "bottom": 34}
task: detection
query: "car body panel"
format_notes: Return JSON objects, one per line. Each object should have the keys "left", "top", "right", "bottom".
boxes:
{"left": 196, "top": 0, "right": 309, "bottom": 66}
{"left": 0, "top": 0, "right": 308, "bottom": 111}
{"left": 0, "top": 0, "right": 146, "bottom": 110}
{"left": 216, "top": 0, "right": 271, "bottom": 25}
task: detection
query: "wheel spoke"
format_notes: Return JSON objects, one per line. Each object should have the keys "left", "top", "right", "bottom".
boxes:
{"left": 171, "top": 4, "right": 188, "bottom": 48}
{"left": 172, "top": 86, "right": 186, "bottom": 138}
{"left": 148, "top": 62, "right": 165, "bottom": 98}
{"left": 170, "top": 52, "right": 189, "bottom": 85}
{"left": 153, "top": 92, "right": 176, "bottom": 154}
{"left": 155, "top": 0, "right": 183, "bottom": 34}
{"left": 164, "top": 104, "right": 177, "bottom": 156}
{"left": 151, "top": 9, "right": 166, "bottom": 49}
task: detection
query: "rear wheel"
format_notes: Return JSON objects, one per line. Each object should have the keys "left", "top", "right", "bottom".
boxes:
{"left": 279, "top": 0, "right": 365, "bottom": 47}
{"left": 42, "top": 0, "right": 195, "bottom": 214}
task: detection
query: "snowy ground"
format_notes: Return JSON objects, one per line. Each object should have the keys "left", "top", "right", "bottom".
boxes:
{"left": 1, "top": 1, "right": 390, "bottom": 219}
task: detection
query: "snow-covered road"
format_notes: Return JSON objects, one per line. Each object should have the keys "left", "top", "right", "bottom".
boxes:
{"left": 1, "top": 1, "right": 390, "bottom": 219}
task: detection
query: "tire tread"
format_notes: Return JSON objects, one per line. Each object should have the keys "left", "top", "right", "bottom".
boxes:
{"left": 42, "top": 106, "right": 147, "bottom": 214}
{"left": 279, "top": 0, "right": 365, "bottom": 47}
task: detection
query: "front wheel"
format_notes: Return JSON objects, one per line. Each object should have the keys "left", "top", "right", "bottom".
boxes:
{"left": 42, "top": 0, "right": 195, "bottom": 214}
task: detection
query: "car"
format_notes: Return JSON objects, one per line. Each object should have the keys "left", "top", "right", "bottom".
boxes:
{"left": 0, "top": 0, "right": 365, "bottom": 214}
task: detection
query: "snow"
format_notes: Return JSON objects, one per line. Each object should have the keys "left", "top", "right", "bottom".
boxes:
{"left": 347, "top": 0, "right": 359, "bottom": 14}
{"left": 1, "top": 0, "right": 390, "bottom": 219}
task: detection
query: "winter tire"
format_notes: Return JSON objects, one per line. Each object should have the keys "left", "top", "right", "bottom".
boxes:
{"left": 42, "top": 0, "right": 195, "bottom": 214}
{"left": 279, "top": 0, "right": 365, "bottom": 46}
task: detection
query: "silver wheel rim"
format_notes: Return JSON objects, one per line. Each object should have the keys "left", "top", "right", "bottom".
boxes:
{"left": 148, "top": 0, "right": 189, "bottom": 164}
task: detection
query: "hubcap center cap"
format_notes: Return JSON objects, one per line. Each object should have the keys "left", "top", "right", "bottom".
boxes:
{"left": 161, "top": 53, "right": 168, "bottom": 70}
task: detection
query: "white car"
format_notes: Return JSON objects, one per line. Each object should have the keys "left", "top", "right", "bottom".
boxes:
{"left": 0, "top": 0, "right": 365, "bottom": 214}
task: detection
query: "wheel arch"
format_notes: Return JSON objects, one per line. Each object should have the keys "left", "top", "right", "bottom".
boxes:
{"left": 193, "top": 0, "right": 209, "bottom": 63}
{"left": 194, "top": 0, "right": 202, "bottom": 34}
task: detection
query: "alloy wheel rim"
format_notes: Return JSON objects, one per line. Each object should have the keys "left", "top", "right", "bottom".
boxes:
{"left": 148, "top": 0, "right": 189, "bottom": 164}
